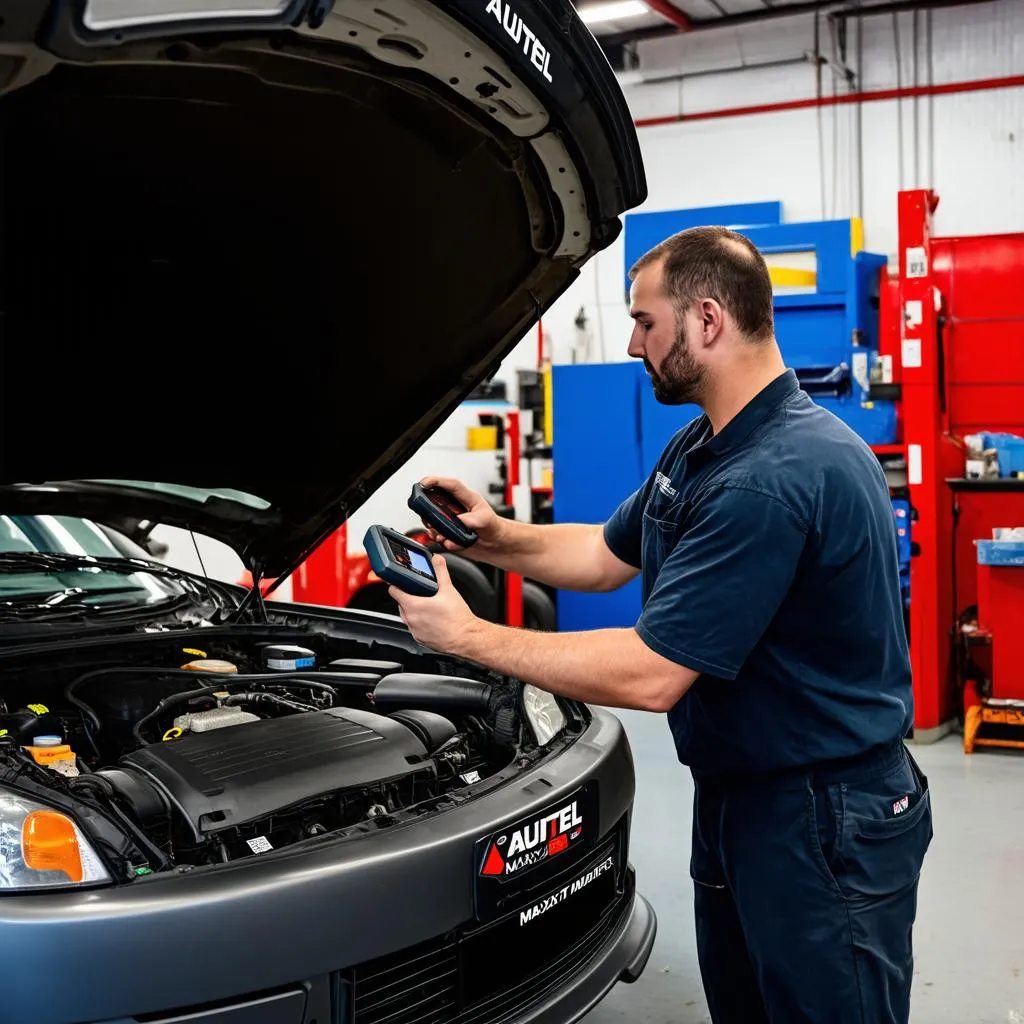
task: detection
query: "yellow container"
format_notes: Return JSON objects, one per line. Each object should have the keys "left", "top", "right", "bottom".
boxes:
{"left": 181, "top": 658, "right": 238, "bottom": 673}
{"left": 25, "top": 742, "right": 74, "bottom": 767}
{"left": 467, "top": 426, "right": 498, "bottom": 450}
{"left": 24, "top": 739, "right": 79, "bottom": 776}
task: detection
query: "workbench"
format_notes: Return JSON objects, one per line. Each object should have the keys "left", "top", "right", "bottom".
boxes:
{"left": 947, "top": 478, "right": 1024, "bottom": 752}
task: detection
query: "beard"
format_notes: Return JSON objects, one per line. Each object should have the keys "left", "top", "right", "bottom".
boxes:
{"left": 645, "top": 318, "right": 707, "bottom": 406}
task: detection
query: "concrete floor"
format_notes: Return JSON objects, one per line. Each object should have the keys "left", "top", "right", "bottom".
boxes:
{"left": 586, "top": 709, "right": 1024, "bottom": 1024}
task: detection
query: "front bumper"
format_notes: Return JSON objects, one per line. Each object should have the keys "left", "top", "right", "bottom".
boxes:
{"left": 0, "top": 708, "right": 656, "bottom": 1024}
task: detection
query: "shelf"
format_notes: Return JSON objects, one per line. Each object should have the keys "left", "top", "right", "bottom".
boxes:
{"left": 872, "top": 444, "right": 905, "bottom": 456}
{"left": 945, "top": 477, "right": 1024, "bottom": 493}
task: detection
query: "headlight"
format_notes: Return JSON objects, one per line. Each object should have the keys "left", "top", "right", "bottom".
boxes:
{"left": 522, "top": 684, "right": 567, "bottom": 746}
{"left": 0, "top": 790, "right": 111, "bottom": 890}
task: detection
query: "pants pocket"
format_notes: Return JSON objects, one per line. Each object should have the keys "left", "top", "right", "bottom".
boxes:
{"left": 690, "top": 782, "right": 728, "bottom": 890}
{"left": 833, "top": 750, "right": 934, "bottom": 900}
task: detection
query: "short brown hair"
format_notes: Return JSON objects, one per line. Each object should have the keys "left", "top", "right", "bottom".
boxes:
{"left": 629, "top": 225, "right": 774, "bottom": 343}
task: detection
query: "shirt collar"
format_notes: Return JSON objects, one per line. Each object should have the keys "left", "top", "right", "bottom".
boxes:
{"left": 697, "top": 368, "right": 800, "bottom": 459}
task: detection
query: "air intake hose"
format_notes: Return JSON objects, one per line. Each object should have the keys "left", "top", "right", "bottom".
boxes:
{"left": 372, "top": 673, "right": 493, "bottom": 712}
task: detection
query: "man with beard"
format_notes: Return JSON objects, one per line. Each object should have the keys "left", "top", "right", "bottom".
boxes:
{"left": 390, "top": 225, "right": 932, "bottom": 1024}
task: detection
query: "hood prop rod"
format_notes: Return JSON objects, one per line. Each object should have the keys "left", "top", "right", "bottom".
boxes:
{"left": 233, "top": 558, "right": 269, "bottom": 623}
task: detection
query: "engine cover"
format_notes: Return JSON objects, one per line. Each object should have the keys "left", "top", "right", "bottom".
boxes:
{"left": 117, "top": 708, "right": 430, "bottom": 839}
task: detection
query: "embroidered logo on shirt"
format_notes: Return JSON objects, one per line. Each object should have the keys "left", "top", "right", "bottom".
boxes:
{"left": 892, "top": 794, "right": 910, "bottom": 815}
{"left": 655, "top": 472, "right": 678, "bottom": 499}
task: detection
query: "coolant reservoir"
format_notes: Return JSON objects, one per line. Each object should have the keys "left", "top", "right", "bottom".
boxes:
{"left": 181, "top": 658, "right": 238, "bottom": 673}
{"left": 24, "top": 735, "right": 79, "bottom": 777}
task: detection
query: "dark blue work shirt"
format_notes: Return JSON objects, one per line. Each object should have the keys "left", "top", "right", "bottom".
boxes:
{"left": 604, "top": 369, "right": 913, "bottom": 776}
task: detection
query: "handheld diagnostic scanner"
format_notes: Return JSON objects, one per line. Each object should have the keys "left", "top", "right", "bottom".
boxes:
{"left": 363, "top": 525, "right": 439, "bottom": 597}
{"left": 408, "top": 482, "right": 478, "bottom": 548}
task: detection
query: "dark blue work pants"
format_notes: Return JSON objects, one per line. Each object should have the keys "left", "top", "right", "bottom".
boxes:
{"left": 690, "top": 741, "right": 933, "bottom": 1024}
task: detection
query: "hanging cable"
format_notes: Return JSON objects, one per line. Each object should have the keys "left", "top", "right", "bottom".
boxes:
{"left": 893, "top": 12, "right": 905, "bottom": 190}
{"left": 927, "top": 9, "right": 935, "bottom": 188}
{"left": 828, "top": 15, "right": 840, "bottom": 218}
{"left": 815, "top": 12, "right": 827, "bottom": 220}
{"left": 913, "top": 8, "right": 920, "bottom": 186}
{"left": 856, "top": 14, "right": 864, "bottom": 218}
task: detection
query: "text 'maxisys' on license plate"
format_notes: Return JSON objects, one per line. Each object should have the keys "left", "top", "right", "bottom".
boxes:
{"left": 516, "top": 852, "right": 616, "bottom": 927}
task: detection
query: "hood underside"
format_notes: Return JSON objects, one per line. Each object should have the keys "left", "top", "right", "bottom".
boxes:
{"left": 0, "top": 1, "right": 644, "bottom": 575}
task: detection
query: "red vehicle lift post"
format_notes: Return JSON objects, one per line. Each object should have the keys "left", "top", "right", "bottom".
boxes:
{"left": 897, "top": 188, "right": 1024, "bottom": 747}
{"left": 898, "top": 189, "right": 957, "bottom": 739}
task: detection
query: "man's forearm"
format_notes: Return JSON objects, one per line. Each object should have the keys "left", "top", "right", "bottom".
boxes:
{"left": 469, "top": 521, "right": 624, "bottom": 592}
{"left": 452, "top": 619, "right": 696, "bottom": 713}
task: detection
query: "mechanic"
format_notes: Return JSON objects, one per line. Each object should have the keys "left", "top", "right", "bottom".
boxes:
{"left": 391, "top": 225, "right": 933, "bottom": 1024}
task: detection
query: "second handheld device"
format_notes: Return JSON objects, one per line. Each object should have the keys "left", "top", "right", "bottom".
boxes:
{"left": 408, "top": 483, "right": 479, "bottom": 549}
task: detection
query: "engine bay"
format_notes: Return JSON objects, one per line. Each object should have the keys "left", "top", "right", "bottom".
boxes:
{"left": 0, "top": 628, "right": 582, "bottom": 883}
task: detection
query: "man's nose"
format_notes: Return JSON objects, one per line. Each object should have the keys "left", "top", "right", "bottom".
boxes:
{"left": 627, "top": 325, "right": 644, "bottom": 359}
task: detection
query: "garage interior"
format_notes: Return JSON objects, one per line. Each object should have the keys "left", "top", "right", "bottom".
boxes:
{"left": 2, "top": 0, "right": 1021, "bottom": 1021}
{"left": 260, "top": 1, "right": 1019, "bottom": 1019}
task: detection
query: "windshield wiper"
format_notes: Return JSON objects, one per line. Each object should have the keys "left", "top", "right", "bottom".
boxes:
{"left": 0, "top": 551, "right": 236, "bottom": 623}
{"left": 0, "top": 586, "right": 150, "bottom": 619}
{"left": 0, "top": 551, "right": 178, "bottom": 577}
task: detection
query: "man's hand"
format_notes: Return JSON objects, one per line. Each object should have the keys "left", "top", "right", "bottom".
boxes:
{"left": 416, "top": 476, "right": 506, "bottom": 558}
{"left": 415, "top": 475, "right": 638, "bottom": 594}
{"left": 388, "top": 554, "right": 480, "bottom": 654}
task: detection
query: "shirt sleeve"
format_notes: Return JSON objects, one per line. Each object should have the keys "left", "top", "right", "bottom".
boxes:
{"left": 602, "top": 485, "right": 646, "bottom": 569}
{"left": 636, "top": 485, "right": 809, "bottom": 680}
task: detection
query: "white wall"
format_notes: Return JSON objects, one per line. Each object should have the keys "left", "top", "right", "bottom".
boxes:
{"left": 535, "top": 0, "right": 1024, "bottom": 366}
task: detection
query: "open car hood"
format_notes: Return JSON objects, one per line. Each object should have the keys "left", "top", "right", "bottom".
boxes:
{"left": 0, "top": 0, "right": 645, "bottom": 577}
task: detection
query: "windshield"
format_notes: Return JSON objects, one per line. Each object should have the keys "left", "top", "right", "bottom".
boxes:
{"left": 0, "top": 514, "right": 191, "bottom": 616}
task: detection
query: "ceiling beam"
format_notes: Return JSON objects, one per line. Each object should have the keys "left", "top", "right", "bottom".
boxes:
{"left": 642, "top": 0, "right": 694, "bottom": 31}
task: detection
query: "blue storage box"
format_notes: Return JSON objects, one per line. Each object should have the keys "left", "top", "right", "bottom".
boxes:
{"left": 815, "top": 395, "right": 898, "bottom": 446}
{"left": 980, "top": 433, "right": 1024, "bottom": 477}
{"left": 976, "top": 540, "right": 1024, "bottom": 566}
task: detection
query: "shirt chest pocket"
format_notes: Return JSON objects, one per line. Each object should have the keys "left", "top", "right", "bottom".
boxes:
{"left": 642, "top": 489, "right": 691, "bottom": 569}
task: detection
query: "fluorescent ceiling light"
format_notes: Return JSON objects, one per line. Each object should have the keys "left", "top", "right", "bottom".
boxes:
{"left": 579, "top": 1, "right": 650, "bottom": 25}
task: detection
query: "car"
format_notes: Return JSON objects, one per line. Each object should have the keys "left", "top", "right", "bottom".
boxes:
{"left": 0, "top": 2, "right": 653, "bottom": 1023}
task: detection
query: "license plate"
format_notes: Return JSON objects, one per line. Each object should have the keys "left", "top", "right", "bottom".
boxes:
{"left": 473, "top": 782, "right": 599, "bottom": 921}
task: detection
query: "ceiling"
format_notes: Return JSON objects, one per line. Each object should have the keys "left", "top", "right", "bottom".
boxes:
{"left": 575, "top": 0, "right": 978, "bottom": 49}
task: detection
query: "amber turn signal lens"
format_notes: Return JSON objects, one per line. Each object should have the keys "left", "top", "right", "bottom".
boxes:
{"left": 21, "top": 810, "right": 83, "bottom": 883}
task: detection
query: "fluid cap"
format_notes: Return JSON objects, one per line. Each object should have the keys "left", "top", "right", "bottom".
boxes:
{"left": 262, "top": 644, "right": 317, "bottom": 672}
{"left": 32, "top": 735, "right": 63, "bottom": 747}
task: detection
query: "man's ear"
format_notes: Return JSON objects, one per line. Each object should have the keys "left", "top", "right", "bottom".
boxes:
{"left": 699, "top": 298, "right": 726, "bottom": 346}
